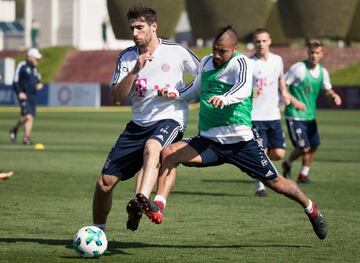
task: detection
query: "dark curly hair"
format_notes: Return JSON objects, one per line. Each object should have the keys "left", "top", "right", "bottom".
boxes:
{"left": 127, "top": 4, "right": 157, "bottom": 25}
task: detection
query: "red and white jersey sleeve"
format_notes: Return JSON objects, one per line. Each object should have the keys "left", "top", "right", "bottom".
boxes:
{"left": 110, "top": 39, "right": 199, "bottom": 128}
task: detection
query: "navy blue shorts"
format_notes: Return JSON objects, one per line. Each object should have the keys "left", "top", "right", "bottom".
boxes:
{"left": 102, "top": 119, "right": 183, "bottom": 181}
{"left": 252, "top": 120, "right": 285, "bottom": 150}
{"left": 187, "top": 136, "right": 278, "bottom": 181}
{"left": 19, "top": 98, "right": 36, "bottom": 117}
{"left": 286, "top": 119, "right": 320, "bottom": 149}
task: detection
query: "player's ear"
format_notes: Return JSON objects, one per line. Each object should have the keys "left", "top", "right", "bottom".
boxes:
{"left": 151, "top": 22, "right": 157, "bottom": 32}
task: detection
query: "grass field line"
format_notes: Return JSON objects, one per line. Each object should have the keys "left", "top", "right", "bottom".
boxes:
{"left": 0, "top": 103, "right": 200, "bottom": 113}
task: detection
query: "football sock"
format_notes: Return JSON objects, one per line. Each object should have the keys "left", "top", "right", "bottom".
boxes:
{"left": 154, "top": 195, "right": 166, "bottom": 211}
{"left": 304, "top": 199, "right": 313, "bottom": 214}
{"left": 255, "top": 181, "right": 265, "bottom": 191}
{"left": 300, "top": 166, "right": 310, "bottom": 176}
{"left": 93, "top": 223, "right": 106, "bottom": 231}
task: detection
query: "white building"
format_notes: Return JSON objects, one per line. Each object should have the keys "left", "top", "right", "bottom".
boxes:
{"left": 24, "top": 0, "right": 132, "bottom": 50}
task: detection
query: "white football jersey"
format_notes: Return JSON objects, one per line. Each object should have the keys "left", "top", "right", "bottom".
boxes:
{"left": 250, "top": 52, "right": 284, "bottom": 121}
{"left": 110, "top": 39, "right": 199, "bottom": 128}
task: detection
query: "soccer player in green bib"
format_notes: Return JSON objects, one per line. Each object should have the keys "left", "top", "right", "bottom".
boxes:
{"left": 282, "top": 39, "right": 342, "bottom": 183}
{"left": 139, "top": 26, "right": 328, "bottom": 240}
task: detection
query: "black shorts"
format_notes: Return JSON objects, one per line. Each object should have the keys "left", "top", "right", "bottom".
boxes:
{"left": 187, "top": 136, "right": 278, "bottom": 181}
{"left": 19, "top": 98, "right": 36, "bottom": 117}
{"left": 102, "top": 119, "right": 183, "bottom": 181}
{"left": 252, "top": 120, "right": 285, "bottom": 150}
{"left": 286, "top": 118, "right": 320, "bottom": 149}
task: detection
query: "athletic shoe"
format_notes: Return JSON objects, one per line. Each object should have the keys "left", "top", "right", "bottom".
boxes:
{"left": 0, "top": 170, "right": 14, "bottom": 181}
{"left": 136, "top": 193, "right": 163, "bottom": 224}
{"left": 126, "top": 199, "right": 142, "bottom": 231}
{"left": 306, "top": 202, "right": 327, "bottom": 240}
{"left": 9, "top": 129, "right": 17, "bottom": 143}
{"left": 23, "top": 139, "right": 33, "bottom": 145}
{"left": 297, "top": 174, "right": 310, "bottom": 184}
{"left": 282, "top": 161, "right": 292, "bottom": 179}
{"left": 255, "top": 189, "right": 268, "bottom": 197}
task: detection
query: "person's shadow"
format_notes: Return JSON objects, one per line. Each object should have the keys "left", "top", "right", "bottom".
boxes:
{"left": 0, "top": 237, "right": 312, "bottom": 258}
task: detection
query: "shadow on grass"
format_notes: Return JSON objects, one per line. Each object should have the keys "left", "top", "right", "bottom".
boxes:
{"left": 0, "top": 238, "right": 312, "bottom": 256}
{"left": 172, "top": 190, "right": 247, "bottom": 197}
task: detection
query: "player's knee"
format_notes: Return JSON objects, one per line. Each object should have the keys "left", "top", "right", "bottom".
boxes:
{"left": 161, "top": 145, "right": 179, "bottom": 167}
{"left": 96, "top": 176, "right": 114, "bottom": 193}
{"left": 268, "top": 149, "right": 285, "bottom": 160}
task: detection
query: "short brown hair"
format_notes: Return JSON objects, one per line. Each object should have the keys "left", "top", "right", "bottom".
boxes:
{"left": 307, "top": 39, "right": 324, "bottom": 49}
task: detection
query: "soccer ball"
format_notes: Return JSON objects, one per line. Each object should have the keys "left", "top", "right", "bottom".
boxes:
{"left": 73, "top": 226, "right": 108, "bottom": 258}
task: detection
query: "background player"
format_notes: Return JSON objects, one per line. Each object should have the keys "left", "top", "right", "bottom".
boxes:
{"left": 250, "top": 28, "right": 290, "bottom": 197}
{"left": 282, "top": 39, "right": 342, "bottom": 183}
{"left": 92, "top": 4, "right": 199, "bottom": 232}
{"left": 9, "top": 48, "right": 43, "bottom": 145}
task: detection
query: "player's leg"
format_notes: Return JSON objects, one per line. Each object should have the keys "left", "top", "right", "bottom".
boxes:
{"left": 263, "top": 176, "right": 327, "bottom": 239}
{"left": 252, "top": 121, "right": 268, "bottom": 197}
{"left": 267, "top": 120, "right": 286, "bottom": 161}
{"left": 282, "top": 119, "right": 309, "bottom": 178}
{"left": 134, "top": 120, "right": 183, "bottom": 221}
{"left": 92, "top": 174, "right": 120, "bottom": 231}
{"left": 9, "top": 102, "right": 29, "bottom": 143}
{"left": 23, "top": 114, "right": 34, "bottom": 144}
{"left": 226, "top": 139, "right": 327, "bottom": 239}
{"left": 297, "top": 120, "right": 320, "bottom": 183}
{"left": 144, "top": 136, "right": 215, "bottom": 224}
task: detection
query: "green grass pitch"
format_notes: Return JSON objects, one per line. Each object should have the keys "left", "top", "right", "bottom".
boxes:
{"left": 0, "top": 108, "right": 359, "bottom": 262}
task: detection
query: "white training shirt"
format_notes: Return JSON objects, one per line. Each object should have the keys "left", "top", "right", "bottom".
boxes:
{"left": 110, "top": 39, "right": 199, "bottom": 128}
{"left": 179, "top": 53, "right": 255, "bottom": 144}
{"left": 285, "top": 61, "right": 332, "bottom": 90}
{"left": 250, "top": 52, "right": 284, "bottom": 121}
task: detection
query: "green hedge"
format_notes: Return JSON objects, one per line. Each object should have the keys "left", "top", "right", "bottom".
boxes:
{"left": 107, "top": 0, "right": 184, "bottom": 39}
{"left": 186, "top": 0, "right": 273, "bottom": 40}
{"left": 278, "top": 0, "right": 358, "bottom": 39}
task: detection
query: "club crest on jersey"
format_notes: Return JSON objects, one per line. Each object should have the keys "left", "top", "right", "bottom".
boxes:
{"left": 161, "top": 63, "right": 170, "bottom": 72}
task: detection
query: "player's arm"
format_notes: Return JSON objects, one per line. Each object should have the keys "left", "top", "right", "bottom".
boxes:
{"left": 209, "top": 56, "right": 252, "bottom": 109}
{"left": 321, "top": 69, "right": 342, "bottom": 106}
{"left": 13, "top": 64, "right": 26, "bottom": 100}
{"left": 285, "top": 63, "right": 306, "bottom": 110}
{"left": 111, "top": 51, "right": 153, "bottom": 104}
{"left": 279, "top": 76, "right": 291, "bottom": 105}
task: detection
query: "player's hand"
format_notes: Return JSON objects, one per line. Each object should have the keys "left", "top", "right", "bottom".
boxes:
{"left": 282, "top": 92, "right": 291, "bottom": 106}
{"left": 208, "top": 96, "right": 225, "bottom": 109}
{"left": 333, "top": 94, "right": 342, "bottom": 106}
{"left": 252, "top": 87, "right": 262, "bottom": 98}
{"left": 36, "top": 83, "right": 44, "bottom": 90}
{"left": 293, "top": 100, "right": 306, "bottom": 111}
{"left": 157, "top": 87, "right": 179, "bottom": 99}
{"left": 18, "top": 92, "right": 27, "bottom": 101}
{"left": 132, "top": 51, "right": 154, "bottom": 74}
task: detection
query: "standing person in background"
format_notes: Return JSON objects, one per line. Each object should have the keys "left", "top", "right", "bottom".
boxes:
{"left": 250, "top": 28, "right": 290, "bottom": 197}
{"left": 92, "top": 4, "right": 199, "bottom": 232}
{"left": 282, "top": 39, "right": 342, "bottom": 183}
{"left": 9, "top": 48, "right": 43, "bottom": 145}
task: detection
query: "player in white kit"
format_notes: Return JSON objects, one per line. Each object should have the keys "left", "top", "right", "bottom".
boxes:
{"left": 92, "top": 4, "right": 199, "bottom": 232}
{"left": 250, "top": 28, "right": 290, "bottom": 197}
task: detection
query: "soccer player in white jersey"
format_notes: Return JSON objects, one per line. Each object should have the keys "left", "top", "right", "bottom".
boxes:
{"left": 250, "top": 28, "right": 290, "bottom": 197}
{"left": 142, "top": 26, "right": 327, "bottom": 240}
{"left": 282, "top": 39, "right": 341, "bottom": 183}
{"left": 92, "top": 4, "right": 199, "bottom": 232}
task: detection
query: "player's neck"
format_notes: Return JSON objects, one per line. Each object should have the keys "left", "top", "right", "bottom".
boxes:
{"left": 256, "top": 52, "right": 269, "bottom": 61}
{"left": 139, "top": 37, "right": 159, "bottom": 55}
